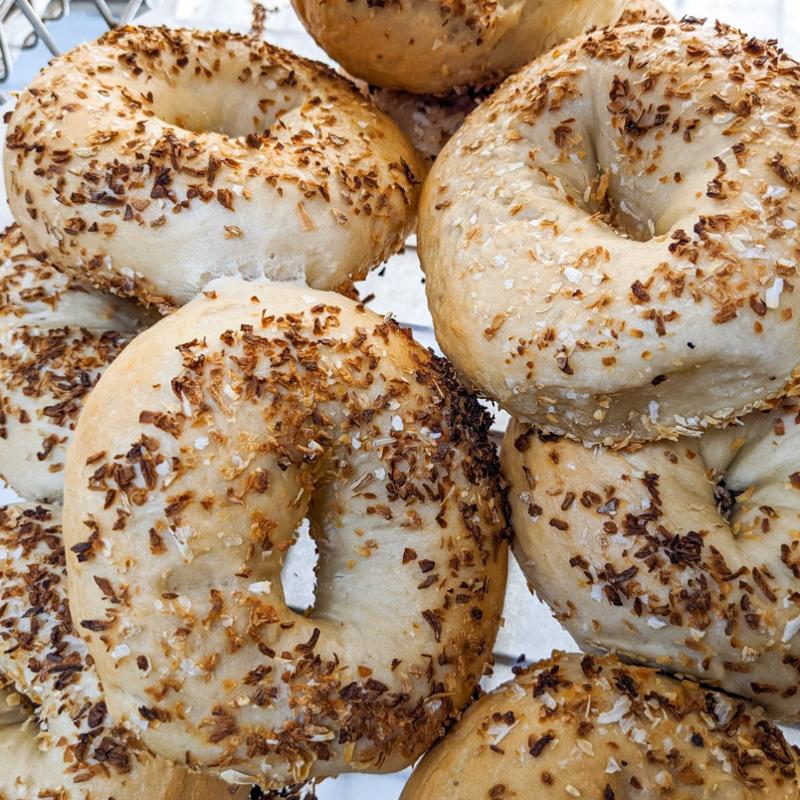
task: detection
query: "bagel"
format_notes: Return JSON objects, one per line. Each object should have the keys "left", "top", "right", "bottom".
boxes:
{"left": 502, "top": 400, "right": 800, "bottom": 721}
{"left": 401, "top": 651, "right": 800, "bottom": 799}
{"left": 292, "top": 0, "right": 628, "bottom": 94}
{"left": 0, "top": 225, "right": 151, "bottom": 501}
{"left": 4, "top": 26, "right": 425, "bottom": 312}
{"left": 419, "top": 20, "right": 800, "bottom": 445}
{"left": 62, "top": 278, "right": 508, "bottom": 787}
{"left": 0, "top": 503, "right": 248, "bottom": 799}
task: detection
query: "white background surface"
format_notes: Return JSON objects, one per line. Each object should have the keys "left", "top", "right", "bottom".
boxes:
{"left": 0, "top": 1, "right": 798, "bottom": 797}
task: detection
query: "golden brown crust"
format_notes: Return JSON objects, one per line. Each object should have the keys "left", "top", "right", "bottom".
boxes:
{"left": 0, "top": 503, "right": 248, "bottom": 800}
{"left": 419, "top": 20, "right": 800, "bottom": 445}
{"left": 293, "top": 0, "right": 628, "bottom": 94}
{"left": 62, "top": 278, "right": 508, "bottom": 788}
{"left": 402, "top": 652, "right": 800, "bottom": 799}
{"left": 0, "top": 225, "right": 151, "bottom": 501}
{"left": 4, "top": 26, "right": 425, "bottom": 311}
{"left": 503, "top": 400, "right": 800, "bottom": 721}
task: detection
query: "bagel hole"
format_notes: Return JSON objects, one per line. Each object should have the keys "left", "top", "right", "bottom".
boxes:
{"left": 581, "top": 170, "right": 658, "bottom": 243}
{"left": 714, "top": 479, "right": 742, "bottom": 523}
{"left": 281, "top": 518, "right": 319, "bottom": 614}
{"left": 151, "top": 94, "right": 287, "bottom": 140}
{"left": 163, "top": 112, "right": 272, "bottom": 139}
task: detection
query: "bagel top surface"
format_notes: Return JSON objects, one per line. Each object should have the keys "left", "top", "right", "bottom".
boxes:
{"left": 419, "top": 20, "right": 800, "bottom": 445}
{"left": 0, "top": 225, "right": 151, "bottom": 502}
{"left": 4, "top": 26, "right": 425, "bottom": 311}
{"left": 502, "top": 400, "right": 800, "bottom": 720}
{"left": 401, "top": 651, "right": 800, "bottom": 799}
{"left": 0, "top": 503, "right": 248, "bottom": 800}
{"left": 62, "top": 277, "right": 508, "bottom": 786}
{"left": 292, "top": 0, "right": 628, "bottom": 94}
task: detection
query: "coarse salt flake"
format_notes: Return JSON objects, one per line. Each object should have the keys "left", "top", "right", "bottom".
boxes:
{"left": 765, "top": 278, "right": 784, "bottom": 309}
{"left": 598, "top": 696, "right": 631, "bottom": 725}
{"left": 606, "top": 756, "right": 621, "bottom": 774}
{"left": 782, "top": 615, "right": 800, "bottom": 643}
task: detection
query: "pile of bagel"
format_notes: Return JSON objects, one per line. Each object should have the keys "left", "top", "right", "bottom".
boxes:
{"left": 0, "top": 0, "right": 798, "bottom": 798}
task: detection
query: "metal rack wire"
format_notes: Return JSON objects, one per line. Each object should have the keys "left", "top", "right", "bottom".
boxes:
{"left": 0, "top": 0, "right": 146, "bottom": 84}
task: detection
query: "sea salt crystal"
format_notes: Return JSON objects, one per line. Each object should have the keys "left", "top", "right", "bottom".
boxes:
{"left": 182, "top": 658, "right": 202, "bottom": 677}
{"left": 765, "top": 278, "right": 784, "bottom": 309}
{"left": 170, "top": 526, "right": 194, "bottom": 563}
{"left": 782, "top": 615, "right": 800, "bottom": 643}
{"left": 764, "top": 185, "right": 789, "bottom": 201}
{"left": 487, "top": 721, "right": 517, "bottom": 745}
{"left": 110, "top": 644, "right": 130, "bottom": 661}
{"left": 598, "top": 696, "right": 631, "bottom": 725}
{"left": 539, "top": 691, "right": 557, "bottom": 710}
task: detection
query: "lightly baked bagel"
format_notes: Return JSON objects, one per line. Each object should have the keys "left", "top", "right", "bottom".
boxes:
{"left": 4, "top": 26, "right": 425, "bottom": 312}
{"left": 0, "top": 503, "right": 247, "bottom": 800}
{"left": 419, "top": 20, "right": 800, "bottom": 446}
{"left": 62, "top": 277, "right": 508, "bottom": 788}
{"left": 0, "top": 224, "right": 152, "bottom": 502}
{"left": 503, "top": 400, "right": 800, "bottom": 721}
{"left": 401, "top": 651, "right": 800, "bottom": 799}
{"left": 292, "top": 0, "right": 628, "bottom": 95}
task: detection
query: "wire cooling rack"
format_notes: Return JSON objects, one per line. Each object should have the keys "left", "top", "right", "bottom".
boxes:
{"left": 0, "top": 0, "right": 146, "bottom": 85}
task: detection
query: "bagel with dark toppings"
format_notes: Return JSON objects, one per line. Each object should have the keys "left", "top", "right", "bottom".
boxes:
{"left": 5, "top": 27, "right": 425, "bottom": 311}
{"left": 419, "top": 20, "right": 800, "bottom": 445}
